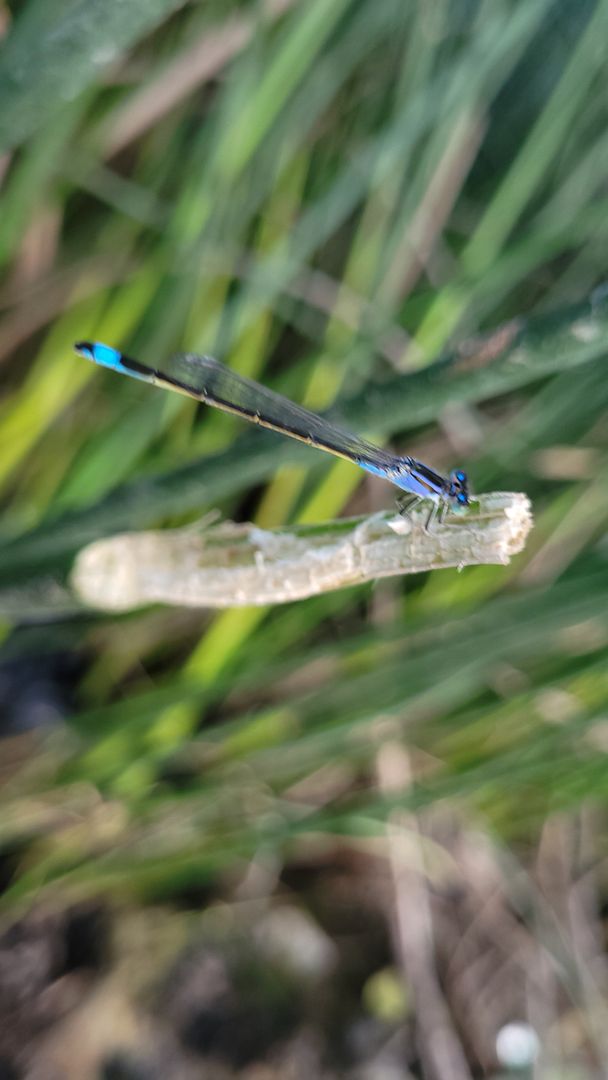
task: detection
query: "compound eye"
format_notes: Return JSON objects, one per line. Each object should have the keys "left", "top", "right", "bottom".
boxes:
{"left": 455, "top": 470, "right": 466, "bottom": 483}
{"left": 457, "top": 492, "right": 468, "bottom": 504}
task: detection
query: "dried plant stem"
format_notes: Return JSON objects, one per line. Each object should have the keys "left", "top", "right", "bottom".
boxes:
{"left": 377, "top": 742, "right": 473, "bottom": 1080}
{"left": 71, "top": 492, "right": 532, "bottom": 612}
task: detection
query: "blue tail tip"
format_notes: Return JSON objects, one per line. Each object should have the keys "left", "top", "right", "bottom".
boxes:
{"left": 74, "top": 340, "right": 94, "bottom": 358}
{"left": 74, "top": 340, "right": 124, "bottom": 371}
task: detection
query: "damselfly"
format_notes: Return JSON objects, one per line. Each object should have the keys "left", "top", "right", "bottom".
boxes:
{"left": 75, "top": 341, "right": 470, "bottom": 530}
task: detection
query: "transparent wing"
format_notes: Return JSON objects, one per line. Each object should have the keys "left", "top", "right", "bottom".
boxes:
{"left": 129, "top": 350, "right": 405, "bottom": 473}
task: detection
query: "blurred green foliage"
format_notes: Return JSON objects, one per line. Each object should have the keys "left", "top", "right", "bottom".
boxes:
{"left": 0, "top": 0, "right": 608, "bottom": 916}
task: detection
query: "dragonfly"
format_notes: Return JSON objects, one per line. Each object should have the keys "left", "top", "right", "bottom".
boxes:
{"left": 74, "top": 341, "right": 470, "bottom": 531}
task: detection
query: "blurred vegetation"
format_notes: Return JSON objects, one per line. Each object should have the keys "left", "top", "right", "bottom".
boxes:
{"left": 1, "top": 0, "right": 608, "bottom": 1075}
